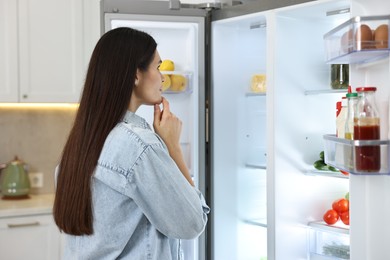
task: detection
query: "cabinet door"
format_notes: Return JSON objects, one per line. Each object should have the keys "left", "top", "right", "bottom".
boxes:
{"left": 18, "top": 0, "right": 84, "bottom": 103}
{"left": 0, "top": 0, "right": 18, "bottom": 102}
{"left": 0, "top": 214, "right": 61, "bottom": 259}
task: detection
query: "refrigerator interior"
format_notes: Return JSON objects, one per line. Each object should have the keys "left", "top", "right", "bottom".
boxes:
{"left": 105, "top": 15, "right": 203, "bottom": 260}
{"left": 272, "top": 1, "right": 351, "bottom": 259}
{"left": 211, "top": 12, "right": 268, "bottom": 260}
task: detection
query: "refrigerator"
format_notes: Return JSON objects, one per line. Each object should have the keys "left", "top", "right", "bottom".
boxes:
{"left": 101, "top": 0, "right": 390, "bottom": 259}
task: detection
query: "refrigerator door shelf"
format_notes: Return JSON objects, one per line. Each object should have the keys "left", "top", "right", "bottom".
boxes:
{"left": 305, "top": 169, "right": 349, "bottom": 179}
{"left": 308, "top": 221, "right": 350, "bottom": 260}
{"left": 161, "top": 71, "right": 193, "bottom": 94}
{"left": 324, "top": 15, "right": 390, "bottom": 64}
{"left": 323, "top": 134, "right": 390, "bottom": 175}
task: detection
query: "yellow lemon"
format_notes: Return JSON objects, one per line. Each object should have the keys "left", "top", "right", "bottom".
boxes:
{"left": 162, "top": 74, "right": 171, "bottom": 91}
{"left": 160, "top": 60, "right": 175, "bottom": 71}
{"left": 170, "top": 75, "right": 187, "bottom": 92}
{"left": 250, "top": 74, "right": 266, "bottom": 93}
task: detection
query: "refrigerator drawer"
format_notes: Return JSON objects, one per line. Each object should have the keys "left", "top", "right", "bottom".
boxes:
{"left": 308, "top": 221, "right": 350, "bottom": 259}
{"left": 161, "top": 72, "right": 192, "bottom": 94}
{"left": 324, "top": 15, "right": 390, "bottom": 64}
{"left": 323, "top": 134, "right": 390, "bottom": 175}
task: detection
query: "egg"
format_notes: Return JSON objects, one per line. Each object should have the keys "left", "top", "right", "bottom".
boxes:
{"left": 355, "top": 24, "right": 373, "bottom": 50}
{"left": 374, "top": 24, "right": 388, "bottom": 49}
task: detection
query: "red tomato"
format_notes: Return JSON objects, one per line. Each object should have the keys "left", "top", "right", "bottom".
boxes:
{"left": 340, "top": 170, "right": 349, "bottom": 176}
{"left": 323, "top": 209, "right": 339, "bottom": 225}
{"left": 340, "top": 211, "right": 350, "bottom": 225}
{"left": 332, "top": 198, "right": 349, "bottom": 214}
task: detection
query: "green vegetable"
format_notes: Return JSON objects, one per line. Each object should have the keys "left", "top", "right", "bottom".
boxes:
{"left": 314, "top": 159, "right": 327, "bottom": 170}
{"left": 345, "top": 192, "right": 349, "bottom": 200}
{"left": 313, "top": 151, "right": 339, "bottom": 172}
{"left": 328, "top": 165, "right": 339, "bottom": 172}
{"left": 320, "top": 151, "right": 325, "bottom": 161}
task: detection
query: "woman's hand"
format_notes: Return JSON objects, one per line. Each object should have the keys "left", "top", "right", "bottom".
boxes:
{"left": 153, "top": 97, "right": 182, "bottom": 150}
{"left": 153, "top": 97, "right": 194, "bottom": 186}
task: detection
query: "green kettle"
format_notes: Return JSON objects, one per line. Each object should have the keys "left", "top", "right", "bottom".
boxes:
{"left": 0, "top": 156, "right": 31, "bottom": 199}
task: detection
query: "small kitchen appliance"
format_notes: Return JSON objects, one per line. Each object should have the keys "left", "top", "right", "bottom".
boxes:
{"left": 0, "top": 156, "right": 31, "bottom": 199}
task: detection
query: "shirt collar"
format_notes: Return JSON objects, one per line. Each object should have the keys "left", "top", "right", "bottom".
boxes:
{"left": 121, "top": 110, "right": 150, "bottom": 129}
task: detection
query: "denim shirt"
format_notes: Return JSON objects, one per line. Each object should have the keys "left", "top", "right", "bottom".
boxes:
{"left": 62, "top": 110, "right": 209, "bottom": 260}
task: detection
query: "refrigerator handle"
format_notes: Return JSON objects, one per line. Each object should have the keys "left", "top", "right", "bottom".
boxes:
{"left": 169, "top": 0, "right": 181, "bottom": 10}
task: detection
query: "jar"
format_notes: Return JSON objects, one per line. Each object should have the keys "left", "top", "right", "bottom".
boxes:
{"left": 354, "top": 87, "right": 380, "bottom": 172}
{"left": 331, "top": 64, "right": 349, "bottom": 89}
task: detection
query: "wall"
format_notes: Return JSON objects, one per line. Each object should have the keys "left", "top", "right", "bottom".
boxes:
{"left": 0, "top": 106, "right": 77, "bottom": 194}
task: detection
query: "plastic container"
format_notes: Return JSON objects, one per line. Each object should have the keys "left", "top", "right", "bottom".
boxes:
{"left": 324, "top": 15, "right": 390, "bottom": 64}
{"left": 323, "top": 134, "right": 390, "bottom": 175}
{"left": 308, "top": 221, "right": 350, "bottom": 259}
{"left": 161, "top": 72, "right": 192, "bottom": 94}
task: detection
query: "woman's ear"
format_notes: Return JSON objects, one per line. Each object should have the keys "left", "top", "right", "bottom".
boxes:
{"left": 135, "top": 69, "right": 141, "bottom": 86}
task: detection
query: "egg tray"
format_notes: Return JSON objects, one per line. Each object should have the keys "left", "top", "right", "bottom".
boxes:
{"left": 324, "top": 15, "right": 390, "bottom": 64}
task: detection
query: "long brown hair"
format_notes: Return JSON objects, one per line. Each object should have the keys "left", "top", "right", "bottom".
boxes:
{"left": 53, "top": 27, "right": 157, "bottom": 235}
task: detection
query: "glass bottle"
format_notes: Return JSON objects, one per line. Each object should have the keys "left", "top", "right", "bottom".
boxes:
{"left": 343, "top": 92, "right": 358, "bottom": 173}
{"left": 345, "top": 92, "right": 358, "bottom": 140}
{"left": 354, "top": 87, "right": 380, "bottom": 172}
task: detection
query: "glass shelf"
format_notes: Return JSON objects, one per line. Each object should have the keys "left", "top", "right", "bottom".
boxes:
{"left": 304, "top": 89, "right": 348, "bottom": 95}
{"left": 305, "top": 169, "right": 349, "bottom": 179}
{"left": 323, "top": 134, "right": 390, "bottom": 175}
{"left": 326, "top": 49, "right": 390, "bottom": 64}
{"left": 308, "top": 221, "right": 349, "bottom": 235}
{"left": 242, "top": 218, "right": 267, "bottom": 228}
{"left": 245, "top": 163, "right": 267, "bottom": 170}
{"left": 245, "top": 92, "right": 266, "bottom": 97}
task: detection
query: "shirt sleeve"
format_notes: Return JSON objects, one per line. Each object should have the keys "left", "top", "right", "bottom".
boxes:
{"left": 123, "top": 143, "right": 210, "bottom": 240}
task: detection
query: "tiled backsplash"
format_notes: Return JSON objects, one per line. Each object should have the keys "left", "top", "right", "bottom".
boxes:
{"left": 0, "top": 106, "right": 77, "bottom": 194}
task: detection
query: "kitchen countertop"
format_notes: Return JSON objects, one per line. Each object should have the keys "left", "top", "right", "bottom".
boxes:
{"left": 0, "top": 193, "right": 54, "bottom": 218}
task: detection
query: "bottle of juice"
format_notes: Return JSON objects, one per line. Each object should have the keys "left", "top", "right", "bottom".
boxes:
{"left": 354, "top": 87, "right": 380, "bottom": 172}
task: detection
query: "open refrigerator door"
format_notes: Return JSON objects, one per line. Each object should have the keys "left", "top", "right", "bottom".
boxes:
{"left": 324, "top": 0, "right": 390, "bottom": 259}
{"left": 102, "top": 1, "right": 207, "bottom": 260}
{"left": 210, "top": 0, "right": 355, "bottom": 259}
{"left": 211, "top": 10, "right": 269, "bottom": 260}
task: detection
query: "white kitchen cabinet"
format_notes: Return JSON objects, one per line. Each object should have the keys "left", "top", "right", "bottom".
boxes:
{"left": 17, "top": 0, "right": 86, "bottom": 103}
{"left": 0, "top": 214, "right": 61, "bottom": 260}
{"left": 0, "top": 0, "right": 18, "bottom": 102}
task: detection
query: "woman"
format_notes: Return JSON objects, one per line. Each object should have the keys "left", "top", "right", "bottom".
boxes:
{"left": 53, "top": 27, "right": 209, "bottom": 259}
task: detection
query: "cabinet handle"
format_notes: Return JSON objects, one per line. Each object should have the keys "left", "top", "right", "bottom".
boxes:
{"left": 7, "top": 221, "right": 40, "bottom": 228}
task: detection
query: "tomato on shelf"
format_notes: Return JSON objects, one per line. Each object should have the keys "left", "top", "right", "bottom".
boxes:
{"left": 340, "top": 211, "right": 350, "bottom": 225}
{"left": 323, "top": 209, "right": 339, "bottom": 225}
{"left": 332, "top": 198, "right": 349, "bottom": 214}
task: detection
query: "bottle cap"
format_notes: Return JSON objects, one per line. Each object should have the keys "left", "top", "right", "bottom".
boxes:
{"left": 356, "top": 86, "right": 377, "bottom": 92}
{"left": 346, "top": 92, "right": 358, "bottom": 98}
